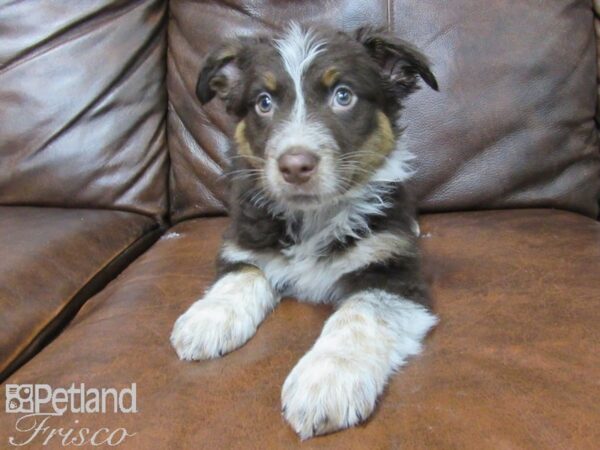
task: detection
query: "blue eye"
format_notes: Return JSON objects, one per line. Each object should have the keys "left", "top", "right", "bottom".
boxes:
{"left": 256, "top": 93, "right": 273, "bottom": 115}
{"left": 332, "top": 85, "right": 355, "bottom": 109}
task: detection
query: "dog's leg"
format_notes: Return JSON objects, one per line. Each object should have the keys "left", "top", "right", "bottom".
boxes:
{"left": 282, "top": 289, "right": 436, "bottom": 439}
{"left": 171, "top": 265, "right": 279, "bottom": 360}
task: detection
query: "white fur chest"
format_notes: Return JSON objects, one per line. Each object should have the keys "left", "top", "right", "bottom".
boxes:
{"left": 221, "top": 183, "right": 412, "bottom": 303}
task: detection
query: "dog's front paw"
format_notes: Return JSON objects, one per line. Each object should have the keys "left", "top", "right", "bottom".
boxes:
{"left": 171, "top": 268, "right": 277, "bottom": 361}
{"left": 170, "top": 300, "right": 255, "bottom": 360}
{"left": 281, "top": 351, "right": 378, "bottom": 440}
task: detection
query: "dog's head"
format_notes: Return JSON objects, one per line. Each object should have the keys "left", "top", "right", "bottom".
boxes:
{"left": 197, "top": 23, "right": 437, "bottom": 210}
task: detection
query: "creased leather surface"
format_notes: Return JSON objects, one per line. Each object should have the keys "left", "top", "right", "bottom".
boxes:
{"left": 392, "top": 0, "right": 600, "bottom": 217}
{"left": 3, "top": 210, "right": 599, "bottom": 449}
{"left": 0, "top": 1, "right": 169, "bottom": 220}
{"left": 0, "top": 207, "right": 157, "bottom": 381}
{"left": 167, "top": 0, "right": 600, "bottom": 222}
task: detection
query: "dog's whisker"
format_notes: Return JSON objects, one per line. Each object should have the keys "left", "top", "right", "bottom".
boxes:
{"left": 219, "top": 169, "right": 263, "bottom": 181}
{"left": 337, "top": 164, "right": 373, "bottom": 174}
{"left": 229, "top": 154, "right": 266, "bottom": 163}
{"left": 338, "top": 151, "right": 381, "bottom": 161}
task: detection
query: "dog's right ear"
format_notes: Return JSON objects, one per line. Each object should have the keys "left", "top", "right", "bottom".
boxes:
{"left": 196, "top": 40, "right": 245, "bottom": 105}
{"left": 354, "top": 27, "right": 438, "bottom": 99}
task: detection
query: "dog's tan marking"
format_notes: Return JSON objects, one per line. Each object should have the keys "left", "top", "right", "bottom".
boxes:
{"left": 345, "top": 231, "right": 412, "bottom": 264}
{"left": 321, "top": 67, "right": 340, "bottom": 87}
{"left": 234, "top": 121, "right": 260, "bottom": 167}
{"left": 354, "top": 111, "right": 396, "bottom": 183}
{"left": 215, "top": 45, "right": 239, "bottom": 61}
{"left": 263, "top": 71, "right": 277, "bottom": 91}
{"left": 240, "top": 264, "right": 262, "bottom": 275}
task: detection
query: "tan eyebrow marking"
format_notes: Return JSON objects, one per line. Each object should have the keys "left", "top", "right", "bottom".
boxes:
{"left": 263, "top": 71, "right": 277, "bottom": 91}
{"left": 217, "top": 48, "right": 237, "bottom": 60}
{"left": 322, "top": 67, "right": 340, "bottom": 87}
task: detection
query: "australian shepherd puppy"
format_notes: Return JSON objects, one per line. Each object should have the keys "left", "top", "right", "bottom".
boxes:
{"left": 171, "top": 23, "right": 439, "bottom": 439}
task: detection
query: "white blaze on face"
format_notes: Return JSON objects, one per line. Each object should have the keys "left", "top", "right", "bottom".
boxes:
{"left": 274, "top": 22, "right": 325, "bottom": 123}
{"left": 266, "top": 23, "right": 339, "bottom": 202}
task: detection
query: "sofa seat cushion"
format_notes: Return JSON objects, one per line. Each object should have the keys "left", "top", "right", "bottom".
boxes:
{"left": 1, "top": 210, "right": 599, "bottom": 449}
{"left": 0, "top": 207, "right": 160, "bottom": 381}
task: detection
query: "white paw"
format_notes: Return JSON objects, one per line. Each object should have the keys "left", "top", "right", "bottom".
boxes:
{"left": 171, "top": 269, "right": 277, "bottom": 360}
{"left": 281, "top": 351, "right": 378, "bottom": 440}
{"left": 170, "top": 300, "right": 256, "bottom": 360}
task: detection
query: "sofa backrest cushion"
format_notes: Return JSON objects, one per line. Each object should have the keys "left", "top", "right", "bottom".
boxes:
{"left": 168, "top": 0, "right": 600, "bottom": 222}
{"left": 0, "top": 0, "right": 169, "bottom": 220}
{"left": 595, "top": 1, "right": 600, "bottom": 127}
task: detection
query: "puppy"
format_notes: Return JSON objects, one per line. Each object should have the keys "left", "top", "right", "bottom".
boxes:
{"left": 171, "top": 23, "right": 439, "bottom": 439}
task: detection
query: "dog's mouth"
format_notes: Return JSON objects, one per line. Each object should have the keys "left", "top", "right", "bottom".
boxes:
{"left": 285, "top": 193, "right": 322, "bottom": 205}
{"left": 268, "top": 178, "right": 360, "bottom": 211}
{"left": 268, "top": 184, "right": 330, "bottom": 209}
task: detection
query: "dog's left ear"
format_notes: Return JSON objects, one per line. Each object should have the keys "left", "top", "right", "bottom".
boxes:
{"left": 196, "top": 39, "right": 246, "bottom": 105}
{"left": 355, "top": 27, "right": 438, "bottom": 98}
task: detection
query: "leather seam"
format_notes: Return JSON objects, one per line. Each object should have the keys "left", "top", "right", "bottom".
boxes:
{"left": 387, "top": 0, "right": 394, "bottom": 32}
{"left": 0, "top": 223, "right": 164, "bottom": 382}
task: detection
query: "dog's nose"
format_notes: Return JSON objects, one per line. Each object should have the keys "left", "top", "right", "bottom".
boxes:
{"left": 278, "top": 149, "right": 319, "bottom": 185}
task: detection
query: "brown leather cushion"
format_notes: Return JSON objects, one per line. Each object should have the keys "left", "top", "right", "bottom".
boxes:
{"left": 0, "top": 207, "right": 160, "bottom": 382}
{"left": 167, "top": 0, "right": 600, "bottom": 222}
{"left": 2, "top": 210, "right": 598, "bottom": 448}
{"left": 0, "top": 1, "right": 169, "bottom": 219}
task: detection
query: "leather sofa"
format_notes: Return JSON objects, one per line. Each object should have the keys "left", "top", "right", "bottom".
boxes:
{"left": 1, "top": 1, "right": 599, "bottom": 448}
